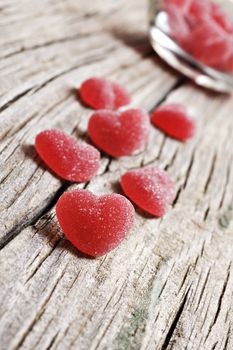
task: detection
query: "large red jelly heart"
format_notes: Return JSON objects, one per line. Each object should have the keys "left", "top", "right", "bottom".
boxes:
{"left": 79, "top": 77, "right": 131, "bottom": 110}
{"left": 121, "top": 166, "right": 175, "bottom": 217}
{"left": 88, "top": 108, "right": 150, "bottom": 157}
{"left": 56, "top": 189, "right": 135, "bottom": 256}
{"left": 151, "top": 104, "right": 195, "bottom": 141}
{"left": 35, "top": 129, "right": 100, "bottom": 182}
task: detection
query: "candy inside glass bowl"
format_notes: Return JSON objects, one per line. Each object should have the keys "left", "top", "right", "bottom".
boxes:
{"left": 149, "top": 0, "right": 233, "bottom": 92}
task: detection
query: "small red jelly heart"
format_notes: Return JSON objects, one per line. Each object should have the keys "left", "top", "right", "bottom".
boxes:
{"left": 88, "top": 108, "right": 150, "bottom": 157}
{"left": 35, "top": 129, "right": 100, "bottom": 182}
{"left": 56, "top": 189, "right": 135, "bottom": 256}
{"left": 151, "top": 104, "right": 195, "bottom": 141}
{"left": 121, "top": 166, "right": 175, "bottom": 217}
{"left": 79, "top": 77, "right": 131, "bottom": 110}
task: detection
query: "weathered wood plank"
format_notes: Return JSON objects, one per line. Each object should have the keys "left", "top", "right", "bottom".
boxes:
{"left": 0, "top": 1, "right": 233, "bottom": 350}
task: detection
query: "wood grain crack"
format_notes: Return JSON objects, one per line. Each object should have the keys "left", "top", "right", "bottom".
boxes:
{"left": 178, "top": 264, "right": 193, "bottom": 293}
{"left": 223, "top": 326, "right": 231, "bottom": 350}
{"left": 0, "top": 30, "right": 103, "bottom": 60}
{"left": 195, "top": 267, "right": 211, "bottom": 313}
{"left": 183, "top": 149, "right": 195, "bottom": 190}
{"left": 164, "top": 147, "right": 179, "bottom": 171}
{"left": 212, "top": 265, "right": 231, "bottom": 326}
{"left": 0, "top": 87, "right": 33, "bottom": 114}
{"left": 0, "top": 182, "right": 69, "bottom": 250}
{"left": 149, "top": 77, "right": 186, "bottom": 113}
{"left": 25, "top": 238, "right": 62, "bottom": 284}
{"left": 203, "top": 152, "right": 217, "bottom": 195}
{"left": 161, "top": 287, "right": 190, "bottom": 350}
{"left": 172, "top": 186, "right": 183, "bottom": 207}
{"left": 211, "top": 341, "right": 218, "bottom": 350}
{"left": 158, "top": 262, "right": 176, "bottom": 299}
{"left": 205, "top": 263, "right": 231, "bottom": 341}
{"left": 45, "top": 331, "right": 60, "bottom": 350}
{"left": 203, "top": 207, "right": 210, "bottom": 221}
{"left": 218, "top": 159, "right": 232, "bottom": 210}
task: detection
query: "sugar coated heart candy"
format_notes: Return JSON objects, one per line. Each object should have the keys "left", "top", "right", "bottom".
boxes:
{"left": 35, "top": 129, "right": 100, "bottom": 182}
{"left": 79, "top": 77, "right": 131, "bottom": 110}
{"left": 88, "top": 108, "right": 150, "bottom": 157}
{"left": 121, "top": 166, "right": 175, "bottom": 217}
{"left": 151, "top": 104, "right": 195, "bottom": 141}
{"left": 56, "top": 189, "right": 135, "bottom": 256}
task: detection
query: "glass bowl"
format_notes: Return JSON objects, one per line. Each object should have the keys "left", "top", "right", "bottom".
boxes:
{"left": 149, "top": 0, "right": 233, "bottom": 93}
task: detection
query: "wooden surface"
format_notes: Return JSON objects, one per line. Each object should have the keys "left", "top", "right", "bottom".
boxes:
{"left": 0, "top": 1, "right": 233, "bottom": 349}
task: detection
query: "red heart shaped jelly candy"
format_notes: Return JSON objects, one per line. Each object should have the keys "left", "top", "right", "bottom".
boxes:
{"left": 79, "top": 77, "right": 131, "bottom": 110}
{"left": 88, "top": 108, "right": 150, "bottom": 157}
{"left": 151, "top": 104, "right": 195, "bottom": 141}
{"left": 35, "top": 129, "right": 100, "bottom": 182}
{"left": 121, "top": 166, "right": 175, "bottom": 217}
{"left": 56, "top": 189, "right": 135, "bottom": 256}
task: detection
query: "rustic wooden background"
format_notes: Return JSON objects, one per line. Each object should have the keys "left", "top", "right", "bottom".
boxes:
{"left": 0, "top": 0, "right": 233, "bottom": 349}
